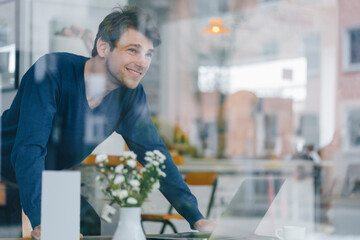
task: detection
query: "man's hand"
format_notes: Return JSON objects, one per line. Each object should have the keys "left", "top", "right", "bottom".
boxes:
{"left": 31, "top": 225, "right": 41, "bottom": 239}
{"left": 193, "top": 219, "right": 217, "bottom": 233}
{"left": 30, "top": 224, "right": 84, "bottom": 239}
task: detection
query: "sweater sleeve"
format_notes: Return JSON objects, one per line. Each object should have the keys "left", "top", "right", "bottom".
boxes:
{"left": 11, "top": 55, "right": 60, "bottom": 228}
{"left": 116, "top": 85, "right": 205, "bottom": 228}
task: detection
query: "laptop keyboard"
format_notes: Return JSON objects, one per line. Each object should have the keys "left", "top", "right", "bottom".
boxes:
{"left": 146, "top": 232, "right": 278, "bottom": 240}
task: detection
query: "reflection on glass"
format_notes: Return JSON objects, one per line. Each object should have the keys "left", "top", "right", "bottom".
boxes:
{"left": 0, "top": 0, "right": 16, "bottom": 90}
{"left": 0, "top": 0, "right": 360, "bottom": 238}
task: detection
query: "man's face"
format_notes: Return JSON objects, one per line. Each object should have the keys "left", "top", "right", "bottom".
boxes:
{"left": 105, "top": 28, "right": 154, "bottom": 89}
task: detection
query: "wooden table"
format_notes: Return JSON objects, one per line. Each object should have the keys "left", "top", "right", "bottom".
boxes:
{"left": 0, "top": 235, "right": 166, "bottom": 240}
{"left": 0, "top": 237, "right": 113, "bottom": 240}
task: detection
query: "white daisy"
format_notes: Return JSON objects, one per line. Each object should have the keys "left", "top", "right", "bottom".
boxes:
{"left": 95, "top": 154, "right": 108, "bottom": 163}
{"left": 127, "top": 159, "right": 137, "bottom": 168}
{"left": 115, "top": 164, "right": 124, "bottom": 173}
{"left": 114, "top": 175, "right": 125, "bottom": 184}
{"left": 126, "top": 197, "right": 138, "bottom": 205}
{"left": 129, "top": 179, "right": 140, "bottom": 187}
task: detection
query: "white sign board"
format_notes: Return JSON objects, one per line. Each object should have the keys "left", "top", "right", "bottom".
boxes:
{"left": 41, "top": 171, "right": 81, "bottom": 240}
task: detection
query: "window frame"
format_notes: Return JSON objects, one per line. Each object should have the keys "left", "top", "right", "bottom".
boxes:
{"left": 0, "top": 0, "right": 19, "bottom": 91}
{"left": 343, "top": 105, "right": 360, "bottom": 152}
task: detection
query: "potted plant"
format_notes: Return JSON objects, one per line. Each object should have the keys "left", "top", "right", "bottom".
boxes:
{"left": 96, "top": 150, "right": 166, "bottom": 240}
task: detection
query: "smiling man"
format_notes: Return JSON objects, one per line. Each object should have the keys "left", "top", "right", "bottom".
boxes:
{"left": 0, "top": 6, "right": 214, "bottom": 239}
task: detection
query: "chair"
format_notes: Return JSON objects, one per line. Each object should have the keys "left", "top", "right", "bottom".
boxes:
{"left": 0, "top": 183, "right": 5, "bottom": 206}
{"left": 82, "top": 153, "right": 185, "bottom": 167}
{"left": 82, "top": 154, "right": 128, "bottom": 166}
{"left": 141, "top": 171, "right": 218, "bottom": 234}
{"left": 0, "top": 183, "right": 32, "bottom": 238}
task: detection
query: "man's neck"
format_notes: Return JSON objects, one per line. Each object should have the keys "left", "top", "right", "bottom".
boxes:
{"left": 84, "top": 57, "right": 118, "bottom": 108}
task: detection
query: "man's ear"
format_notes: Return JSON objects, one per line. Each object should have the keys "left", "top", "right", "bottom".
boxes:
{"left": 96, "top": 37, "right": 110, "bottom": 57}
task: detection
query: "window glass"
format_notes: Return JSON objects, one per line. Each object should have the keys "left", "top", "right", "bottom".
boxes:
{"left": 0, "top": 0, "right": 16, "bottom": 90}
{"left": 350, "top": 28, "right": 360, "bottom": 64}
{"left": 1, "top": 0, "right": 360, "bottom": 238}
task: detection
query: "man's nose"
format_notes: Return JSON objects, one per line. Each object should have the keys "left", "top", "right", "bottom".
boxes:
{"left": 134, "top": 55, "right": 150, "bottom": 68}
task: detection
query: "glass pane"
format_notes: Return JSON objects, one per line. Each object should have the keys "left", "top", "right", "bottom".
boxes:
{"left": 350, "top": 28, "right": 360, "bottom": 64}
{"left": 1, "top": 0, "right": 360, "bottom": 238}
{"left": 0, "top": 0, "right": 15, "bottom": 90}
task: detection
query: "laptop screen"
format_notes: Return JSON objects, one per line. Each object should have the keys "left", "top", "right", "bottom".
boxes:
{"left": 210, "top": 177, "right": 285, "bottom": 239}
{"left": 146, "top": 177, "right": 285, "bottom": 240}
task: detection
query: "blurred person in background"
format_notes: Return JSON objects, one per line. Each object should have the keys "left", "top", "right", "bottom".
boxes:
{"left": 299, "top": 144, "right": 323, "bottom": 223}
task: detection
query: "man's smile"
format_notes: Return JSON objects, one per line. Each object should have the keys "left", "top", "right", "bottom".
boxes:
{"left": 126, "top": 67, "right": 142, "bottom": 76}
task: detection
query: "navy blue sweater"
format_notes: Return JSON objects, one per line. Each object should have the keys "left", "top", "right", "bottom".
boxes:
{"left": 1, "top": 52, "right": 204, "bottom": 228}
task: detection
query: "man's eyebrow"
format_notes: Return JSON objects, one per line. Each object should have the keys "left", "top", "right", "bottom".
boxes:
{"left": 125, "top": 43, "right": 142, "bottom": 49}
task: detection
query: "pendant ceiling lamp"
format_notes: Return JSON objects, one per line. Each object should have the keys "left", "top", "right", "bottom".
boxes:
{"left": 204, "top": 18, "right": 230, "bottom": 34}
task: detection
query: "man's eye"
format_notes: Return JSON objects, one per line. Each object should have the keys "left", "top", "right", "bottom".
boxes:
{"left": 146, "top": 53, "right": 153, "bottom": 58}
{"left": 128, "top": 48, "right": 136, "bottom": 53}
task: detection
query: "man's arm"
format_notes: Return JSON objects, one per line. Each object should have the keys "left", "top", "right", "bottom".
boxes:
{"left": 10, "top": 55, "right": 60, "bottom": 228}
{"left": 117, "top": 85, "right": 206, "bottom": 229}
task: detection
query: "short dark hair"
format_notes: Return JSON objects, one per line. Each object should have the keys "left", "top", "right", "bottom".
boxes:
{"left": 91, "top": 6, "right": 161, "bottom": 57}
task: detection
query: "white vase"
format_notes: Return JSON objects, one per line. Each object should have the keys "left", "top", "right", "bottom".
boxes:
{"left": 112, "top": 207, "right": 146, "bottom": 240}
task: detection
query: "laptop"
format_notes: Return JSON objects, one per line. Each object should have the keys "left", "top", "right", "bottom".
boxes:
{"left": 146, "top": 177, "right": 285, "bottom": 240}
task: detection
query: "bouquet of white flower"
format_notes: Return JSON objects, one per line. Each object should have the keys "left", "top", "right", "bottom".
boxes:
{"left": 96, "top": 150, "right": 166, "bottom": 207}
